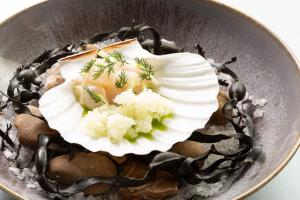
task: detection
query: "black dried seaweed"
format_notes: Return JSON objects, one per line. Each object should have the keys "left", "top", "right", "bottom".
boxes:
{"left": 0, "top": 124, "right": 14, "bottom": 150}
{"left": 6, "top": 45, "right": 76, "bottom": 107}
{"left": 194, "top": 44, "right": 206, "bottom": 57}
{"left": 188, "top": 131, "right": 232, "bottom": 143}
{"left": 141, "top": 39, "right": 183, "bottom": 54}
{"left": 218, "top": 79, "right": 229, "bottom": 87}
{"left": 224, "top": 57, "right": 237, "bottom": 65}
{"left": 0, "top": 22, "right": 262, "bottom": 197}
{"left": 81, "top": 22, "right": 181, "bottom": 55}
{"left": 229, "top": 81, "right": 246, "bottom": 101}
{"left": 211, "top": 57, "right": 238, "bottom": 81}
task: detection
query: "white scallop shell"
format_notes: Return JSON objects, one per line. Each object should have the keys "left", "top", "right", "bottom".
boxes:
{"left": 39, "top": 39, "right": 219, "bottom": 156}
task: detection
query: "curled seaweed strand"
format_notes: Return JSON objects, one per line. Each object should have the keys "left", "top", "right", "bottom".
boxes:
{"left": 140, "top": 39, "right": 183, "bottom": 54}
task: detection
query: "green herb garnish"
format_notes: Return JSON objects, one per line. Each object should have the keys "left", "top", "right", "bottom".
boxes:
{"left": 80, "top": 59, "right": 96, "bottom": 74}
{"left": 104, "top": 56, "right": 115, "bottom": 76}
{"left": 110, "top": 51, "right": 128, "bottom": 66}
{"left": 91, "top": 52, "right": 128, "bottom": 80}
{"left": 135, "top": 57, "right": 154, "bottom": 81}
{"left": 92, "top": 63, "right": 106, "bottom": 79}
{"left": 84, "top": 87, "right": 105, "bottom": 104}
{"left": 115, "top": 71, "right": 128, "bottom": 89}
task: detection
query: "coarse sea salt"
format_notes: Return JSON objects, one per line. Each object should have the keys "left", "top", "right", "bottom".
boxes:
{"left": 253, "top": 109, "right": 265, "bottom": 119}
{"left": 252, "top": 98, "right": 268, "bottom": 107}
{"left": 3, "top": 149, "right": 16, "bottom": 160}
{"left": 0, "top": 99, "right": 42, "bottom": 191}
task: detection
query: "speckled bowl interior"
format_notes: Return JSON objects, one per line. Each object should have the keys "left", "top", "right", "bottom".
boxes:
{"left": 0, "top": 0, "right": 299, "bottom": 199}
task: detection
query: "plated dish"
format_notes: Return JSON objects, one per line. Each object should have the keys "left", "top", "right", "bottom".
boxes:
{"left": 0, "top": 23, "right": 264, "bottom": 200}
{"left": 0, "top": 0, "right": 299, "bottom": 200}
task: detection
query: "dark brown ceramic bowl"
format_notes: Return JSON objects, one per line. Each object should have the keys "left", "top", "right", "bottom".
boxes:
{"left": 0, "top": 0, "right": 299, "bottom": 199}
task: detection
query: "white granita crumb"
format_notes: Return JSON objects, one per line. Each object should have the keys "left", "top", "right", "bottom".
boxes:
{"left": 107, "top": 114, "right": 135, "bottom": 142}
{"left": 113, "top": 89, "right": 136, "bottom": 105}
{"left": 82, "top": 108, "right": 109, "bottom": 138}
{"left": 134, "top": 89, "right": 173, "bottom": 116}
{"left": 115, "top": 89, "right": 173, "bottom": 117}
{"left": 134, "top": 114, "right": 153, "bottom": 133}
{"left": 253, "top": 109, "right": 264, "bottom": 118}
{"left": 83, "top": 89, "right": 173, "bottom": 142}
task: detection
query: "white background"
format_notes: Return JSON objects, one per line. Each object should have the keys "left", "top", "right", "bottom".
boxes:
{"left": 0, "top": 0, "right": 299, "bottom": 199}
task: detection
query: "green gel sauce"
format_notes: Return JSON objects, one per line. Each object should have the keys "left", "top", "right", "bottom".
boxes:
{"left": 152, "top": 119, "right": 167, "bottom": 131}
{"left": 82, "top": 107, "right": 90, "bottom": 116}
{"left": 139, "top": 132, "right": 154, "bottom": 140}
{"left": 125, "top": 114, "right": 173, "bottom": 143}
{"left": 125, "top": 132, "right": 154, "bottom": 144}
{"left": 125, "top": 136, "right": 137, "bottom": 143}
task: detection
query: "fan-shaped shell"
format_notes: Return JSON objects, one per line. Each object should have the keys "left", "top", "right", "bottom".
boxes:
{"left": 39, "top": 39, "right": 219, "bottom": 156}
